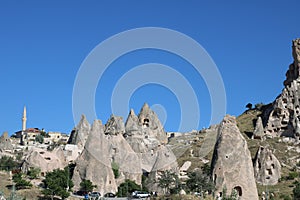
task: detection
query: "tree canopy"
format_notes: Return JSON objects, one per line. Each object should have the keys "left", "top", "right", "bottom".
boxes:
{"left": 42, "top": 167, "right": 73, "bottom": 200}
{"left": 117, "top": 179, "right": 141, "bottom": 197}
{"left": 12, "top": 173, "right": 32, "bottom": 190}
{"left": 80, "top": 179, "right": 96, "bottom": 193}
{"left": 158, "top": 170, "right": 179, "bottom": 195}
{"left": 186, "top": 170, "right": 214, "bottom": 194}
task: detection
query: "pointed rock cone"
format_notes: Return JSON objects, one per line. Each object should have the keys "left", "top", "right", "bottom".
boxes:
{"left": 211, "top": 115, "right": 258, "bottom": 200}
{"left": 253, "top": 146, "right": 281, "bottom": 185}
{"left": 68, "top": 114, "right": 91, "bottom": 148}
{"left": 72, "top": 120, "right": 117, "bottom": 195}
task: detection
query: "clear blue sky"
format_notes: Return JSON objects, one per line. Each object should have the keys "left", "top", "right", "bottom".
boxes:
{"left": 1, "top": 1, "right": 300, "bottom": 135}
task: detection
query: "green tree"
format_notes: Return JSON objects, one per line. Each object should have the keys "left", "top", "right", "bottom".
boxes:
{"left": 12, "top": 173, "right": 32, "bottom": 190}
{"left": 27, "top": 167, "right": 41, "bottom": 179}
{"left": 0, "top": 155, "right": 19, "bottom": 171}
{"left": 35, "top": 135, "right": 44, "bottom": 144}
{"left": 158, "top": 170, "right": 178, "bottom": 195}
{"left": 117, "top": 179, "right": 141, "bottom": 197}
{"left": 42, "top": 168, "right": 73, "bottom": 200}
{"left": 293, "top": 181, "right": 300, "bottom": 199}
{"left": 186, "top": 170, "right": 214, "bottom": 194}
{"left": 80, "top": 179, "right": 96, "bottom": 193}
{"left": 246, "top": 103, "right": 253, "bottom": 110}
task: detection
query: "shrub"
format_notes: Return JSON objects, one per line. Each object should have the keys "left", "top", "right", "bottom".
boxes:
{"left": 287, "top": 172, "right": 298, "bottom": 180}
{"left": 111, "top": 161, "right": 120, "bottom": 179}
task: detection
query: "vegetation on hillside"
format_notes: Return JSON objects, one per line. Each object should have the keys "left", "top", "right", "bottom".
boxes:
{"left": 42, "top": 167, "right": 73, "bottom": 200}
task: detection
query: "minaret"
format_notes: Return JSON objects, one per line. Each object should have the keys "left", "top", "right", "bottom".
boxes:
{"left": 22, "top": 106, "right": 27, "bottom": 131}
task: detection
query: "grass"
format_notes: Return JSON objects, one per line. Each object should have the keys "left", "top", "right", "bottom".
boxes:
{"left": 236, "top": 106, "right": 300, "bottom": 199}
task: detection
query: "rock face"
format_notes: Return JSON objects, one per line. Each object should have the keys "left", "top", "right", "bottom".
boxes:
{"left": 253, "top": 146, "right": 281, "bottom": 185}
{"left": 125, "top": 103, "right": 177, "bottom": 173}
{"left": 72, "top": 104, "right": 178, "bottom": 194}
{"left": 72, "top": 120, "right": 117, "bottom": 194}
{"left": 253, "top": 117, "right": 265, "bottom": 139}
{"left": 67, "top": 115, "right": 90, "bottom": 148}
{"left": 21, "top": 147, "right": 67, "bottom": 176}
{"left": 124, "top": 104, "right": 178, "bottom": 192}
{"left": 104, "top": 115, "right": 125, "bottom": 136}
{"left": 104, "top": 115, "right": 142, "bottom": 185}
{"left": 0, "top": 132, "right": 13, "bottom": 151}
{"left": 264, "top": 39, "right": 300, "bottom": 137}
{"left": 211, "top": 115, "right": 258, "bottom": 200}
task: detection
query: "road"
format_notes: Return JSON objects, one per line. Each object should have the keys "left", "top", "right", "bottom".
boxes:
{"left": 70, "top": 194, "right": 149, "bottom": 200}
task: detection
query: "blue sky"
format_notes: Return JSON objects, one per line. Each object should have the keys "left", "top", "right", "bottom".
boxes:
{"left": 1, "top": 1, "right": 300, "bottom": 135}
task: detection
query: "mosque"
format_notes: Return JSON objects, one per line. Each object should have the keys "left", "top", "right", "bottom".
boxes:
{"left": 15, "top": 106, "right": 68, "bottom": 146}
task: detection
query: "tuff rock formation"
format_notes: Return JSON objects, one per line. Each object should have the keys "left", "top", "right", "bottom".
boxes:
{"left": 104, "top": 115, "right": 142, "bottom": 185}
{"left": 264, "top": 39, "right": 300, "bottom": 137}
{"left": 72, "top": 120, "right": 117, "bottom": 194}
{"left": 72, "top": 104, "right": 178, "bottom": 194}
{"left": 253, "top": 117, "right": 265, "bottom": 140}
{"left": 104, "top": 115, "right": 125, "bottom": 135}
{"left": 125, "top": 103, "right": 177, "bottom": 173}
{"left": 211, "top": 115, "right": 258, "bottom": 200}
{"left": 253, "top": 146, "right": 281, "bottom": 185}
{"left": 21, "top": 147, "right": 67, "bottom": 176}
{"left": 67, "top": 115, "right": 90, "bottom": 149}
{"left": 0, "top": 132, "right": 13, "bottom": 152}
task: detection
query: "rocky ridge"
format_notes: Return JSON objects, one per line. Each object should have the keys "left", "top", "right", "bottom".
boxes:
{"left": 264, "top": 39, "right": 300, "bottom": 138}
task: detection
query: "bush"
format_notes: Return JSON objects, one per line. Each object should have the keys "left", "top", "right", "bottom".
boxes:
{"left": 280, "top": 194, "right": 292, "bottom": 200}
{"left": 287, "top": 172, "right": 298, "bottom": 180}
{"left": 255, "top": 103, "right": 265, "bottom": 110}
{"left": 111, "top": 162, "right": 120, "bottom": 179}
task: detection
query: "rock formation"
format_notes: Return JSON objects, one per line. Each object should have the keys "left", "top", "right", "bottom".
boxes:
{"left": 0, "top": 132, "right": 13, "bottom": 152}
{"left": 104, "top": 115, "right": 142, "bottom": 185}
{"left": 253, "top": 117, "right": 265, "bottom": 140}
{"left": 104, "top": 115, "right": 125, "bottom": 136}
{"left": 211, "top": 115, "right": 258, "bottom": 200}
{"left": 264, "top": 39, "right": 300, "bottom": 137}
{"left": 72, "top": 120, "right": 117, "bottom": 194}
{"left": 125, "top": 103, "right": 177, "bottom": 173}
{"left": 253, "top": 146, "right": 281, "bottom": 185}
{"left": 67, "top": 115, "right": 90, "bottom": 149}
{"left": 137, "top": 103, "right": 168, "bottom": 144}
{"left": 72, "top": 104, "right": 178, "bottom": 194}
{"left": 21, "top": 147, "right": 67, "bottom": 176}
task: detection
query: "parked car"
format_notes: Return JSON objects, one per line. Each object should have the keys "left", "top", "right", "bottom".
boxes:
{"left": 90, "top": 192, "right": 101, "bottom": 198}
{"left": 132, "top": 191, "right": 150, "bottom": 198}
{"left": 74, "top": 191, "right": 86, "bottom": 196}
{"left": 104, "top": 192, "right": 116, "bottom": 197}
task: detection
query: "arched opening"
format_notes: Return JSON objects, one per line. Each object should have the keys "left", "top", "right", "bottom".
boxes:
{"left": 234, "top": 186, "right": 242, "bottom": 196}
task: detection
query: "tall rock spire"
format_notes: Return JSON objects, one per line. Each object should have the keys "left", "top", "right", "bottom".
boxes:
{"left": 211, "top": 115, "right": 258, "bottom": 200}
{"left": 22, "top": 106, "right": 27, "bottom": 131}
{"left": 283, "top": 39, "right": 300, "bottom": 87}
